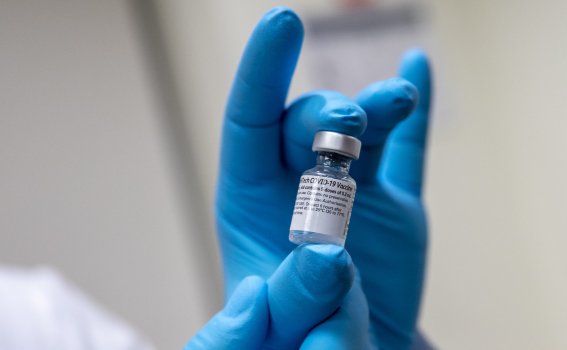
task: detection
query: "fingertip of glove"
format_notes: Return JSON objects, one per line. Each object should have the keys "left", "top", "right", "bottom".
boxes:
{"left": 223, "top": 275, "right": 267, "bottom": 318}
{"left": 284, "top": 91, "right": 367, "bottom": 148}
{"left": 295, "top": 244, "right": 354, "bottom": 295}
{"left": 264, "top": 6, "right": 299, "bottom": 21}
{"left": 240, "top": 275, "right": 267, "bottom": 294}
{"left": 300, "top": 243, "right": 347, "bottom": 259}
{"left": 401, "top": 48, "right": 430, "bottom": 69}
{"left": 187, "top": 276, "right": 268, "bottom": 350}
{"left": 356, "top": 78, "right": 418, "bottom": 141}
{"left": 400, "top": 48, "right": 432, "bottom": 108}
{"left": 320, "top": 93, "right": 368, "bottom": 137}
{"left": 359, "top": 78, "right": 417, "bottom": 110}
{"left": 261, "top": 6, "right": 304, "bottom": 37}
{"left": 393, "top": 78, "right": 419, "bottom": 113}
{"left": 241, "top": 6, "right": 303, "bottom": 88}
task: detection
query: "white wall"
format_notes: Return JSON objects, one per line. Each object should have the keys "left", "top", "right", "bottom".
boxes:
{"left": 424, "top": 0, "right": 567, "bottom": 348}
{"left": 0, "top": 2, "right": 220, "bottom": 349}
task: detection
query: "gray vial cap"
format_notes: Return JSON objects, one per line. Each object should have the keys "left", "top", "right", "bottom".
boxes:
{"left": 312, "top": 131, "right": 362, "bottom": 160}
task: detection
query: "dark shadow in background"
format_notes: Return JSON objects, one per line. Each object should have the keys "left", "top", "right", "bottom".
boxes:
{"left": 127, "top": 0, "right": 222, "bottom": 310}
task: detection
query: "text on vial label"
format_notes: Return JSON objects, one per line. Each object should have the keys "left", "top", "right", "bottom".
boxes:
{"left": 290, "top": 175, "right": 356, "bottom": 237}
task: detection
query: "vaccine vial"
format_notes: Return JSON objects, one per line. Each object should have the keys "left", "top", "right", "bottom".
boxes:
{"left": 289, "top": 131, "right": 361, "bottom": 246}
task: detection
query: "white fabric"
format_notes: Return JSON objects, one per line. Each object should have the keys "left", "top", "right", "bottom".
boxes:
{"left": 0, "top": 266, "right": 154, "bottom": 350}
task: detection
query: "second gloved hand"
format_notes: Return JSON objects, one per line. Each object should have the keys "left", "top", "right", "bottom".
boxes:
{"left": 185, "top": 244, "right": 354, "bottom": 350}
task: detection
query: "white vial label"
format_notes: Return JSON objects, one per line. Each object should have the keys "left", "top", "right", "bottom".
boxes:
{"left": 290, "top": 175, "right": 356, "bottom": 238}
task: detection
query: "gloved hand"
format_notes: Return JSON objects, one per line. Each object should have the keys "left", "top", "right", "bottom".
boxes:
{"left": 187, "top": 244, "right": 354, "bottom": 350}
{"left": 186, "top": 6, "right": 432, "bottom": 350}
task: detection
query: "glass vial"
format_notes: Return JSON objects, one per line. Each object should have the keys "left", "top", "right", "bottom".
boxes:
{"left": 289, "top": 131, "right": 361, "bottom": 246}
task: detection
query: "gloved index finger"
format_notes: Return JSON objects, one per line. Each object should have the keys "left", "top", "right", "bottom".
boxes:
{"left": 221, "top": 7, "right": 304, "bottom": 181}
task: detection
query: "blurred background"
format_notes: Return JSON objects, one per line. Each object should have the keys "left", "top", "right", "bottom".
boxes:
{"left": 1, "top": 0, "right": 566, "bottom": 349}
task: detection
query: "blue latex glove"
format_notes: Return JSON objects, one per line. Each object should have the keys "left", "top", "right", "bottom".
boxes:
{"left": 187, "top": 244, "right": 354, "bottom": 349}
{"left": 186, "top": 6, "right": 433, "bottom": 350}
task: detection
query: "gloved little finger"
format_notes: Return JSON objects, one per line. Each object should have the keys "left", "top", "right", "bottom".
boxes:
{"left": 380, "top": 49, "right": 432, "bottom": 197}
{"left": 184, "top": 276, "right": 268, "bottom": 350}
{"left": 263, "top": 244, "right": 355, "bottom": 349}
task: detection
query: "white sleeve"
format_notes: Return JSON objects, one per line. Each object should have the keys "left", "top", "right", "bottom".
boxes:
{"left": 0, "top": 265, "right": 154, "bottom": 350}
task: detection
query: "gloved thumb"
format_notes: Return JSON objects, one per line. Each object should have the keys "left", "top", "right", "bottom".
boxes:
{"left": 184, "top": 275, "right": 268, "bottom": 350}
{"left": 264, "top": 244, "right": 355, "bottom": 349}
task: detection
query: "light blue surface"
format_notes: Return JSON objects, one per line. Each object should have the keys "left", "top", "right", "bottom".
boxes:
{"left": 186, "top": 6, "right": 433, "bottom": 350}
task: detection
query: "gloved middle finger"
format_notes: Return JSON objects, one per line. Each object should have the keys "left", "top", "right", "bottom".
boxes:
{"left": 282, "top": 91, "right": 367, "bottom": 175}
